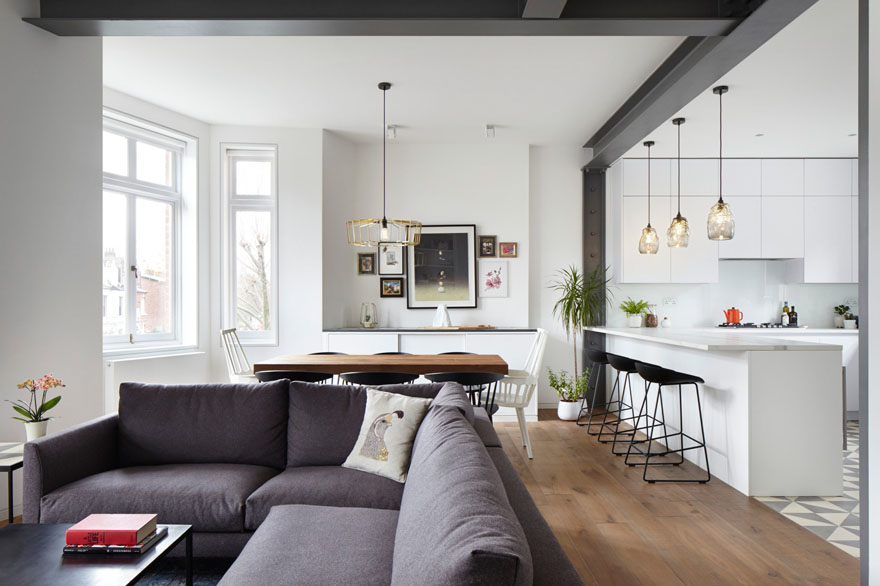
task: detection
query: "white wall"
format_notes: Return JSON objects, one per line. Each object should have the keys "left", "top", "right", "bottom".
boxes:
{"left": 322, "top": 131, "right": 358, "bottom": 329}
{"left": 0, "top": 0, "right": 103, "bottom": 519}
{"left": 209, "top": 126, "right": 324, "bottom": 380}
{"left": 323, "top": 143, "right": 531, "bottom": 329}
{"left": 528, "top": 146, "right": 589, "bottom": 407}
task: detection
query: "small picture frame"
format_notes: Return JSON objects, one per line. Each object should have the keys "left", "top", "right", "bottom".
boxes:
{"left": 378, "top": 244, "right": 405, "bottom": 275}
{"left": 380, "top": 277, "right": 404, "bottom": 298}
{"left": 499, "top": 242, "right": 518, "bottom": 258}
{"left": 357, "top": 253, "right": 376, "bottom": 275}
{"left": 479, "top": 261, "right": 509, "bottom": 298}
{"left": 479, "top": 235, "right": 497, "bottom": 258}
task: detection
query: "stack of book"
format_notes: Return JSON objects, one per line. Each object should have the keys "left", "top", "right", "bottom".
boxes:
{"left": 63, "top": 513, "right": 167, "bottom": 555}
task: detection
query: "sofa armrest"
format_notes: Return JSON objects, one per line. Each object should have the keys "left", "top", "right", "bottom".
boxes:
{"left": 23, "top": 414, "right": 119, "bottom": 523}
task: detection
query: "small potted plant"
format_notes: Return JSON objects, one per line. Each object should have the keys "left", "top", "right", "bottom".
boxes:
{"left": 9, "top": 374, "right": 64, "bottom": 441}
{"left": 834, "top": 305, "right": 850, "bottom": 328}
{"left": 844, "top": 312, "right": 857, "bottom": 330}
{"left": 548, "top": 369, "right": 588, "bottom": 420}
{"left": 620, "top": 297, "right": 650, "bottom": 328}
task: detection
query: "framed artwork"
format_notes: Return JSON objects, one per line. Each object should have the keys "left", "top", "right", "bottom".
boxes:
{"left": 378, "top": 244, "right": 406, "bottom": 275}
{"left": 380, "top": 277, "right": 405, "bottom": 298}
{"left": 478, "top": 235, "right": 497, "bottom": 257}
{"left": 479, "top": 261, "right": 509, "bottom": 298}
{"left": 407, "top": 224, "right": 477, "bottom": 309}
{"left": 357, "top": 253, "right": 376, "bottom": 275}
{"left": 499, "top": 242, "right": 518, "bottom": 258}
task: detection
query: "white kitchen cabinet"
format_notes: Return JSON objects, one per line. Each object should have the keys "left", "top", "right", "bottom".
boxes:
{"left": 805, "top": 159, "right": 853, "bottom": 196}
{"left": 673, "top": 159, "right": 718, "bottom": 196}
{"left": 852, "top": 159, "right": 859, "bottom": 195}
{"left": 622, "top": 158, "right": 671, "bottom": 196}
{"left": 721, "top": 159, "right": 762, "bottom": 196}
{"left": 669, "top": 197, "right": 719, "bottom": 282}
{"left": 620, "top": 196, "right": 671, "bottom": 283}
{"left": 853, "top": 196, "right": 859, "bottom": 282}
{"left": 718, "top": 196, "right": 762, "bottom": 259}
{"left": 804, "top": 197, "right": 853, "bottom": 283}
{"left": 761, "top": 197, "right": 804, "bottom": 258}
{"left": 762, "top": 159, "right": 804, "bottom": 196}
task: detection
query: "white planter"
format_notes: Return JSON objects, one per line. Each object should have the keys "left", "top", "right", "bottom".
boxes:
{"left": 626, "top": 314, "right": 642, "bottom": 328}
{"left": 25, "top": 420, "right": 48, "bottom": 442}
{"left": 833, "top": 315, "right": 845, "bottom": 328}
{"left": 557, "top": 400, "right": 581, "bottom": 421}
{"left": 844, "top": 319, "right": 857, "bottom": 330}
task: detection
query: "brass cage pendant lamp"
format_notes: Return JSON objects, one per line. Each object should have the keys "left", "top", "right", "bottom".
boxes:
{"left": 667, "top": 117, "right": 689, "bottom": 248}
{"left": 707, "top": 85, "right": 735, "bottom": 240}
{"left": 638, "top": 140, "right": 659, "bottom": 254}
{"left": 347, "top": 82, "right": 422, "bottom": 247}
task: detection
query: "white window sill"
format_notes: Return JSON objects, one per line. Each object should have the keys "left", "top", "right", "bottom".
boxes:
{"left": 103, "top": 345, "right": 202, "bottom": 362}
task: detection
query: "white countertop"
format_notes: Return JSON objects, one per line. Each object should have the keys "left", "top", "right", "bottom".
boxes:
{"left": 587, "top": 327, "right": 844, "bottom": 352}
{"left": 696, "top": 327, "right": 859, "bottom": 336}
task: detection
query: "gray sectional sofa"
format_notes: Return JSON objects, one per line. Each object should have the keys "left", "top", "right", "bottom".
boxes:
{"left": 23, "top": 380, "right": 583, "bottom": 586}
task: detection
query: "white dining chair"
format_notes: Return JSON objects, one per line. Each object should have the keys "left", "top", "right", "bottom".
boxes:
{"left": 487, "top": 328, "right": 547, "bottom": 459}
{"left": 221, "top": 328, "right": 258, "bottom": 383}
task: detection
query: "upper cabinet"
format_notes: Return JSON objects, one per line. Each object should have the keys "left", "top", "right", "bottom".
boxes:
{"left": 612, "top": 157, "right": 858, "bottom": 284}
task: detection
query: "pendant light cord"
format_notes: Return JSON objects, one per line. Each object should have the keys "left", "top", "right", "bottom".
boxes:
{"left": 382, "top": 86, "right": 387, "bottom": 221}
{"left": 718, "top": 89, "right": 724, "bottom": 204}
{"left": 677, "top": 121, "right": 682, "bottom": 215}
{"left": 647, "top": 144, "right": 652, "bottom": 225}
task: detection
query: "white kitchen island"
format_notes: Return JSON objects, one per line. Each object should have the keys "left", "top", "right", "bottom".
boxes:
{"left": 588, "top": 327, "right": 843, "bottom": 497}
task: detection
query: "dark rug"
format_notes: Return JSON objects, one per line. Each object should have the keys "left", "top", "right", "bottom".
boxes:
{"left": 135, "top": 558, "right": 234, "bottom": 586}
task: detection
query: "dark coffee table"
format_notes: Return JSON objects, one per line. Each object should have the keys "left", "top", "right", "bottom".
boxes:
{"left": 0, "top": 523, "right": 192, "bottom": 586}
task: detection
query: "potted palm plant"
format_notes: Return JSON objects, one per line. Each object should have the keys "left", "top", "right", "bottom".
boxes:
{"left": 549, "top": 265, "right": 610, "bottom": 420}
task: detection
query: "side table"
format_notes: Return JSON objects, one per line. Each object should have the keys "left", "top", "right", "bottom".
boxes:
{"left": 0, "top": 443, "right": 24, "bottom": 524}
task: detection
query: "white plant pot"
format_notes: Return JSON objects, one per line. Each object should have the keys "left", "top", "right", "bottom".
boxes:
{"left": 25, "top": 420, "right": 48, "bottom": 442}
{"left": 844, "top": 320, "right": 857, "bottom": 330}
{"left": 833, "top": 315, "right": 845, "bottom": 328}
{"left": 557, "top": 400, "right": 581, "bottom": 421}
{"left": 626, "top": 314, "right": 642, "bottom": 328}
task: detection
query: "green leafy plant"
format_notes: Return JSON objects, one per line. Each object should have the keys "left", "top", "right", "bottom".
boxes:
{"left": 9, "top": 374, "right": 64, "bottom": 423}
{"left": 845, "top": 312, "right": 855, "bottom": 320}
{"left": 835, "top": 304, "right": 851, "bottom": 316}
{"left": 549, "top": 265, "right": 611, "bottom": 400}
{"left": 619, "top": 297, "right": 650, "bottom": 317}
{"left": 548, "top": 368, "right": 589, "bottom": 402}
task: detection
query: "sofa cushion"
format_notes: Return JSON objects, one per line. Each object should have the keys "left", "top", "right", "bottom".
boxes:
{"left": 221, "top": 505, "right": 398, "bottom": 586}
{"left": 392, "top": 407, "right": 533, "bottom": 586}
{"left": 286, "top": 382, "right": 468, "bottom": 468}
{"left": 488, "top": 447, "right": 584, "bottom": 586}
{"left": 473, "top": 407, "right": 502, "bottom": 447}
{"left": 118, "top": 381, "right": 289, "bottom": 469}
{"left": 244, "top": 466, "right": 404, "bottom": 530}
{"left": 39, "top": 463, "right": 278, "bottom": 532}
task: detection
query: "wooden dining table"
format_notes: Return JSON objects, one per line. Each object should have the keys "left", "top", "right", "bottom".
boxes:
{"left": 252, "top": 353, "right": 509, "bottom": 375}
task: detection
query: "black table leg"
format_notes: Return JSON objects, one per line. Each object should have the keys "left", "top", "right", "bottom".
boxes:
{"left": 185, "top": 530, "right": 193, "bottom": 586}
{"left": 7, "top": 469, "right": 13, "bottom": 524}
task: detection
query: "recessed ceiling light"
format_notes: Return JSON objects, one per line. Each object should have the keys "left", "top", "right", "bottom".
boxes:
{"left": 848, "top": 133, "right": 857, "bottom": 137}
{"left": 755, "top": 133, "right": 764, "bottom": 137}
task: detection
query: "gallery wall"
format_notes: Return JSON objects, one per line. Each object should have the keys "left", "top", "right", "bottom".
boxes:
{"left": 0, "top": 0, "right": 103, "bottom": 519}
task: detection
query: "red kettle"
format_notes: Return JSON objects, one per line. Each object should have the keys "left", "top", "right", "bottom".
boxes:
{"left": 723, "top": 307, "right": 743, "bottom": 324}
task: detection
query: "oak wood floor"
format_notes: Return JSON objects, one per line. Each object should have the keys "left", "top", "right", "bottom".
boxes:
{"left": 496, "top": 410, "right": 859, "bottom": 586}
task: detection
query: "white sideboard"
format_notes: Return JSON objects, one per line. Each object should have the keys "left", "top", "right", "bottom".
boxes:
{"left": 323, "top": 328, "right": 539, "bottom": 421}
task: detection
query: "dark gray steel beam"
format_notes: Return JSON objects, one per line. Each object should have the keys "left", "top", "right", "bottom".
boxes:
{"left": 583, "top": 0, "right": 819, "bottom": 168}
{"left": 23, "top": 17, "right": 740, "bottom": 37}
{"left": 522, "top": 0, "right": 569, "bottom": 19}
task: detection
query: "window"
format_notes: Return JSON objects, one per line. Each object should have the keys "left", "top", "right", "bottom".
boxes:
{"left": 223, "top": 146, "right": 278, "bottom": 343}
{"left": 102, "top": 114, "right": 185, "bottom": 349}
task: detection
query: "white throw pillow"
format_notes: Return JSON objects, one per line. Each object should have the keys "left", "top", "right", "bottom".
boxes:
{"left": 342, "top": 388, "right": 433, "bottom": 483}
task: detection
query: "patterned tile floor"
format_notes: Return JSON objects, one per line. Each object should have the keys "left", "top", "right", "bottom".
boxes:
{"left": 756, "top": 421, "right": 860, "bottom": 558}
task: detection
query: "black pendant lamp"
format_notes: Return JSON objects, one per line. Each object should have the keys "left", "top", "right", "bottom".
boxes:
{"left": 667, "top": 117, "right": 689, "bottom": 248}
{"left": 707, "top": 85, "right": 735, "bottom": 240}
{"left": 638, "top": 141, "right": 659, "bottom": 254}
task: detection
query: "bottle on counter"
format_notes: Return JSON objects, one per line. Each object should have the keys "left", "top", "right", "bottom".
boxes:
{"left": 783, "top": 300, "right": 790, "bottom": 316}
{"left": 781, "top": 311, "right": 790, "bottom": 326}
{"left": 790, "top": 306, "right": 798, "bottom": 326}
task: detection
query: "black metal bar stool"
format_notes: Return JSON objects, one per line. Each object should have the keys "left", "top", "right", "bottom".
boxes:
{"left": 576, "top": 349, "right": 610, "bottom": 432}
{"left": 628, "top": 362, "right": 711, "bottom": 484}
{"left": 602, "top": 354, "right": 643, "bottom": 452}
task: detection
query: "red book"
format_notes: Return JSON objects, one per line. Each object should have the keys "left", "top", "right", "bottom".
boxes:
{"left": 66, "top": 514, "right": 158, "bottom": 546}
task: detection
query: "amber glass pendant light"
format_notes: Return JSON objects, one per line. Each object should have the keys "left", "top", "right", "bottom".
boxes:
{"left": 638, "top": 140, "right": 659, "bottom": 254}
{"left": 667, "top": 117, "right": 689, "bottom": 248}
{"left": 707, "top": 85, "right": 735, "bottom": 240}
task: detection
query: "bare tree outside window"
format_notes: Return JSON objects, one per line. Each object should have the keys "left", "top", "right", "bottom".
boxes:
{"left": 235, "top": 211, "right": 272, "bottom": 331}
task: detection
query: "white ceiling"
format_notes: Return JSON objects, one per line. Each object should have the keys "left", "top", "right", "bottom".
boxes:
{"left": 103, "top": 36, "right": 682, "bottom": 146}
{"left": 622, "top": 0, "right": 858, "bottom": 159}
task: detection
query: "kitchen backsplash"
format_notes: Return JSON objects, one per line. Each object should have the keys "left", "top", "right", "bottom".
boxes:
{"left": 608, "top": 259, "right": 858, "bottom": 328}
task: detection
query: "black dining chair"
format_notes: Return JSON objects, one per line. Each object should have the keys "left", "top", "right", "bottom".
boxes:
{"left": 439, "top": 351, "right": 475, "bottom": 355}
{"left": 339, "top": 372, "right": 419, "bottom": 386}
{"left": 424, "top": 372, "right": 504, "bottom": 421}
{"left": 373, "top": 352, "right": 412, "bottom": 355}
{"left": 309, "top": 351, "right": 348, "bottom": 355}
{"left": 255, "top": 370, "right": 333, "bottom": 384}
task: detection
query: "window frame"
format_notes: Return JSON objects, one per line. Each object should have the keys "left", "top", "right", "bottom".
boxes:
{"left": 102, "top": 112, "right": 186, "bottom": 351}
{"left": 222, "top": 144, "right": 279, "bottom": 345}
